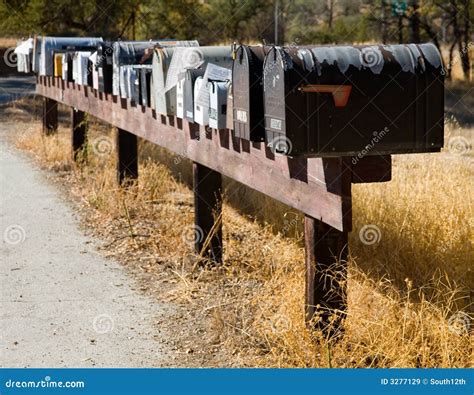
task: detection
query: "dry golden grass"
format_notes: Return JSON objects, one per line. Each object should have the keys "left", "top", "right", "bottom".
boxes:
{"left": 10, "top": 110, "right": 473, "bottom": 368}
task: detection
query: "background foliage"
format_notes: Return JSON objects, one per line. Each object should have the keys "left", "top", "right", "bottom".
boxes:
{"left": 1, "top": 0, "right": 472, "bottom": 78}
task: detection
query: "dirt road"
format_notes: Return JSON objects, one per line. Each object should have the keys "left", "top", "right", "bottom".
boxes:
{"left": 0, "top": 123, "right": 174, "bottom": 367}
{"left": 0, "top": 76, "right": 36, "bottom": 105}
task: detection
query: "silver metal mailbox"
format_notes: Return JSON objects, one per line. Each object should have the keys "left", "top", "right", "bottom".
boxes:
{"left": 194, "top": 76, "right": 208, "bottom": 125}
{"left": 209, "top": 80, "right": 228, "bottom": 130}
{"left": 152, "top": 42, "right": 200, "bottom": 116}
{"left": 39, "top": 37, "right": 102, "bottom": 76}
{"left": 179, "top": 46, "right": 232, "bottom": 121}
{"left": 113, "top": 40, "right": 199, "bottom": 97}
{"left": 72, "top": 51, "right": 92, "bottom": 85}
{"left": 176, "top": 73, "right": 185, "bottom": 119}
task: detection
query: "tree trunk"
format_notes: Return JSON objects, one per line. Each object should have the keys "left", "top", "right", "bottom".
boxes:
{"left": 459, "top": 0, "right": 471, "bottom": 79}
{"left": 409, "top": 0, "right": 420, "bottom": 43}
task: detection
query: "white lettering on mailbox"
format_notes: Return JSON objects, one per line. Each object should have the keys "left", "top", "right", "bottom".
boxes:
{"left": 236, "top": 110, "right": 248, "bottom": 123}
{"left": 270, "top": 118, "right": 282, "bottom": 130}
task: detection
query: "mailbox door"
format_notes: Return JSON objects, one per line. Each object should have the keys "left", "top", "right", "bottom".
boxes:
{"left": 194, "top": 77, "right": 209, "bottom": 126}
{"left": 130, "top": 67, "right": 140, "bottom": 104}
{"left": 176, "top": 74, "right": 185, "bottom": 119}
{"left": 32, "top": 36, "right": 42, "bottom": 74}
{"left": 54, "top": 54, "right": 63, "bottom": 77}
{"left": 97, "top": 43, "right": 113, "bottom": 94}
{"left": 226, "top": 82, "right": 233, "bottom": 130}
{"left": 184, "top": 68, "right": 205, "bottom": 122}
{"left": 61, "top": 54, "right": 68, "bottom": 80}
{"left": 66, "top": 52, "right": 74, "bottom": 82}
{"left": 232, "top": 45, "right": 266, "bottom": 141}
{"left": 153, "top": 48, "right": 177, "bottom": 115}
{"left": 209, "top": 81, "right": 228, "bottom": 130}
{"left": 263, "top": 47, "right": 309, "bottom": 155}
{"left": 140, "top": 68, "right": 152, "bottom": 107}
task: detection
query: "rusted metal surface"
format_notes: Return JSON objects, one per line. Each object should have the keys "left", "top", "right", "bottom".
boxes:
{"left": 37, "top": 76, "right": 352, "bottom": 232}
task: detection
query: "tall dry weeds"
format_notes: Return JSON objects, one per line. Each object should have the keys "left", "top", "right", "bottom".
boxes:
{"left": 11, "top": 112, "right": 473, "bottom": 368}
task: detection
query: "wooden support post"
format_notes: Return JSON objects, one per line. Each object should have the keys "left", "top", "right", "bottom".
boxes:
{"left": 116, "top": 128, "right": 138, "bottom": 185}
{"left": 71, "top": 108, "right": 87, "bottom": 162}
{"left": 193, "top": 163, "right": 222, "bottom": 263}
{"left": 42, "top": 97, "right": 58, "bottom": 135}
{"left": 305, "top": 215, "right": 348, "bottom": 337}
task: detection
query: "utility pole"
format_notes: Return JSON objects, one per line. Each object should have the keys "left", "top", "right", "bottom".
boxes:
{"left": 274, "top": 0, "right": 279, "bottom": 45}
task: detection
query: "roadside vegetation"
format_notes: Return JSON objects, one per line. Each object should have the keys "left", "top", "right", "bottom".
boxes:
{"left": 4, "top": 92, "right": 472, "bottom": 367}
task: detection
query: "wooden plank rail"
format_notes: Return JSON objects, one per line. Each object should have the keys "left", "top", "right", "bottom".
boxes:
{"left": 35, "top": 75, "right": 391, "bottom": 336}
{"left": 37, "top": 76, "right": 352, "bottom": 232}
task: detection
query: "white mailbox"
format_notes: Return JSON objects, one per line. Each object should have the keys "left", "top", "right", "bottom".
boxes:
{"left": 194, "top": 77, "right": 209, "bottom": 126}
{"left": 176, "top": 73, "right": 185, "bottom": 119}
{"left": 209, "top": 80, "right": 228, "bottom": 130}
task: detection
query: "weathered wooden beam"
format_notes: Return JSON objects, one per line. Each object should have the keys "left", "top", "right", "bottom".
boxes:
{"left": 71, "top": 108, "right": 87, "bottom": 162}
{"left": 36, "top": 77, "right": 352, "bottom": 232}
{"left": 116, "top": 128, "right": 138, "bottom": 185}
{"left": 193, "top": 163, "right": 223, "bottom": 263}
{"left": 42, "top": 97, "right": 58, "bottom": 135}
{"left": 304, "top": 215, "right": 348, "bottom": 337}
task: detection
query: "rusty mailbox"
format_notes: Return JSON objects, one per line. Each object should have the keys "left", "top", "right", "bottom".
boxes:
{"left": 232, "top": 45, "right": 267, "bottom": 141}
{"left": 263, "top": 44, "right": 444, "bottom": 156}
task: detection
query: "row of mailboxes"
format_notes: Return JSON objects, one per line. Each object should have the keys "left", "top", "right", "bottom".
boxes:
{"left": 24, "top": 37, "right": 444, "bottom": 157}
{"left": 229, "top": 43, "right": 444, "bottom": 156}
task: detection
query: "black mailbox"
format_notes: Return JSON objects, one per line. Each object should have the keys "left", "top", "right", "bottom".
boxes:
{"left": 232, "top": 45, "right": 267, "bottom": 141}
{"left": 263, "top": 44, "right": 444, "bottom": 157}
{"left": 97, "top": 42, "right": 113, "bottom": 94}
